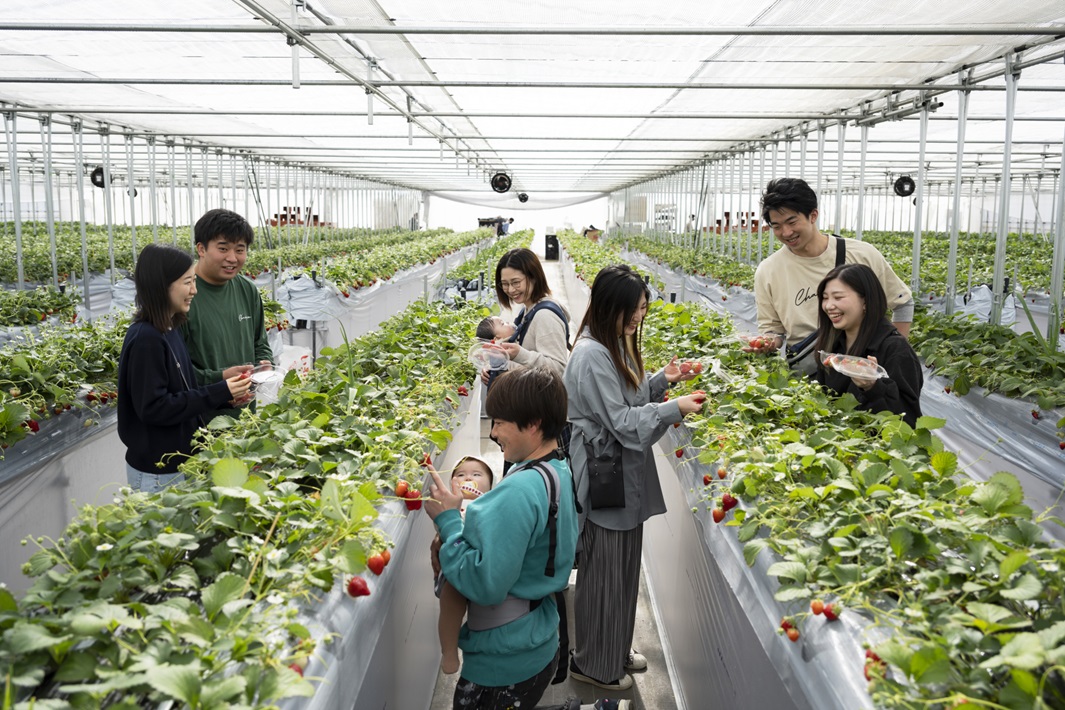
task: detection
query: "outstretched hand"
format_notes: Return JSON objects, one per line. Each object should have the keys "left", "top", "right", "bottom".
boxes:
{"left": 423, "top": 465, "right": 463, "bottom": 521}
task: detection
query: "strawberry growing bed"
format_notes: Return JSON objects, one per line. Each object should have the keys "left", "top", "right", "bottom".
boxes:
{"left": 0, "top": 297, "right": 484, "bottom": 708}
{"left": 563, "top": 237, "right": 1065, "bottom": 709}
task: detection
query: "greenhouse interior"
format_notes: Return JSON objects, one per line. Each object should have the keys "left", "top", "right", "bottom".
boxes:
{"left": 1, "top": 1, "right": 1065, "bottom": 709}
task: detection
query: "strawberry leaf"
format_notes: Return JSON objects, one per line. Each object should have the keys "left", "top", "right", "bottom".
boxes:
{"left": 146, "top": 663, "right": 202, "bottom": 705}
{"left": 212, "top": 458, "right": 249, "bottom": 488}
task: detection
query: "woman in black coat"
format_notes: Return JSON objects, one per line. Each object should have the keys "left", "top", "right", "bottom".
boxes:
{"left": 813, "top": 263, "right": 923, "bottom": 427}
{"left": 118, "top": 244, "right": 252, "bottom": 492}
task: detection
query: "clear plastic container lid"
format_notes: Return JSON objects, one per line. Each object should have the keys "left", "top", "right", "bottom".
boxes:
{"left": 818, "top": 351, "right": 889, "bottom": 379}
{"left": 468, "top": 342, "right": 509, "bottom": 371}
{"left": 249, "top": 364, "right": 285, "bottom": 404}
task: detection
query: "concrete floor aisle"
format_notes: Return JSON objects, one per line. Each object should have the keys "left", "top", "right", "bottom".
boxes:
{"left": 429, "top": 233, "right": 680, "bottom": 710}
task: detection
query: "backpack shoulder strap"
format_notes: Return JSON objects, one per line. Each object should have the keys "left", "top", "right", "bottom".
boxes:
{"left": 834, "top": 235, "right": 846, "bottom": 267}
{"left": 516, "top": 300, "right": 571, "bottom": 347}
{"left": 530, "top": 462, "right": 561, "bottom": 577}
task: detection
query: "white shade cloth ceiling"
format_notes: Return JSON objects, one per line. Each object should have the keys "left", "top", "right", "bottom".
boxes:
{"left": 0, "top": 0, "right": 1063, "bottom": 201}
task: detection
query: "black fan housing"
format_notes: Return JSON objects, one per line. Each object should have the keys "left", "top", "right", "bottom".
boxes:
{"left": 893, "top": 176, "right": 916, "bottom": 197}
{"left": 490, "top": 172, "right": 512, "bottom": 193}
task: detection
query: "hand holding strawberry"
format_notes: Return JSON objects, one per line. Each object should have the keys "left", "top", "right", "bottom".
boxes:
{"left": 664, "top": 355, "right": 700, "bottom": 383}
{"left": 741, "top": 334, "right": 781, "bottom": 354}
{"left": 676, "top": 390, "right": 708, "bottom": 416}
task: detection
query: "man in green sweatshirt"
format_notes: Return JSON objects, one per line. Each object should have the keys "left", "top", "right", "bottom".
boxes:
{"left": 425, "top": 367, "right": 579, "bottom": 708}
{"left": 181, "top": 209, "right": 274, "bottom": 419}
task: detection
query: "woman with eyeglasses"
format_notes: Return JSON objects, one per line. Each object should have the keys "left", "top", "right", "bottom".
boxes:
{"left": 482, "top": 248, "right": 571, "bottom": 384}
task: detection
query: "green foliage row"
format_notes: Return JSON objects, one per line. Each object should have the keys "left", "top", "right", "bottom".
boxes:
{"left": 0, "top": 297, "right": 484, "bottom": 709}
{"left": 563, "top": 237, "right": 1065, "bottom": 709}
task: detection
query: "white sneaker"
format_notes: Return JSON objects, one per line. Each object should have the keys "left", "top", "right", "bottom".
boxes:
{"left": 624, "top": 649, "right": 647, "bottom": 671}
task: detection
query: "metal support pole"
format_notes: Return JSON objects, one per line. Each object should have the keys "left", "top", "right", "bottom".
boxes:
{"left": 125, "top": 132, "right": 138, "bottom": 263}
{"left": 1048, "top": 123, "right": 1065, "bottom": 353}
{"left": 39, "top": 116, "right": 59, "bottom": 287}
{"left": 216, "top": 149, "right": 224, "bottom": 207}
{"left": 3, "top": 111, "right": 25, "bottom": 288}
{"left": 167, "top": 140, "right": 177, "bottom": 243}
{"left": 784, "top": 132, "right": 792, "bottom": 175}
{"left": 991, "top": 56, "right": 1020, "bottom": 326}
{"left": 758, "top": 145, "right": 767, "bottom": 262}
{"left": 148, "top": 137, "right": 159, "bottom": 243}
{"left": 799, "top": 129, "right": 808, "bottom": 178}
{"left": 185, "top": 144, "right": 195, "bottom": 247}
{"left": 815, "top": 122, "right": 826, "bottom": 193}
{"left": 946, "top": 81, "right": 970, "bottom": 315}
{"left": 101, "top": 128, "right": 116, "bottom": 283}
{"left": 912, "top": 100, "right": 929, "bottom": 296}
{"left": 73, "top": 121, "right": 91, "bottom": 314}
{"left": 834, "top": 118, "right": 846, "bottom": 232}
{"left": 855, "top": 123, "right": 868, "bottom": 240}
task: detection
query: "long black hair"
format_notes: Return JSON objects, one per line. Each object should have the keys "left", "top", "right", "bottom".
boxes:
{"left": 814, "top": 263, "right": 890, "bottom": 363}
{"left": 577, "top": 265, "right": 650, "bottom": 390}
{"left": 133, "top": 243, "right": 194, "bottom": 332}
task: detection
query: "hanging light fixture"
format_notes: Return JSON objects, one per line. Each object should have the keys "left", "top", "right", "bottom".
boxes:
{"left": 490, "top": 172, "right": 512, "bottom": 193}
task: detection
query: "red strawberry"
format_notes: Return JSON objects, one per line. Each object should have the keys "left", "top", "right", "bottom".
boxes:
{"left": 405, "top": 489, "right": 423, "bottom": 511}
{"left": 395, "top": 480, "right": 409, "bottom": 497}
{"left": 346, "top": 576, "right": 370, "bottom": 597}
{"left": 702, "top": 473, "right": 713, "bottom": 486}
{"left": 1032, "top": 410, "right": 1041, "bottom": 420}
{"left": 810, "top": 599, "right": 824, "bottom": 615}
{"left": 943, "top": 386, "right": 951, "bottom": 394}
{"left": 421, "top": 453, "right": 432, "bottom": 467}
{"left": 692, "top": 362, "right": 703, "bottom": 374}
{"left": 786, "top": 627, "right": 800, "bottom": 642}
{"left": 367, "top": 553, "right": 386, "bottom": 576}
{"left": 381, "top": 549, "right": 391, "bottom": 566}
{"left": 289, "top": 663, "right": 304, "bottom": 677}
{"left": 823, "top": 603, "right": 840, "bottom": 621}
{"left": 675, "top": 448, "right": 684, "bottom": 458}
{"left": 721, "top": 493, "right": 738, "bottom": 511}
{"left": 27, "top": 420, "right": 40, "bottom": 433}
{"left": 691, "top": 390, "right": 706, "bottom": 404}
{"left": 712, "top": 507, "right": 726, "bottom": 523}
{"left": 780, "top": 618, "right": 793, "bottom": 631}
{"left": 457, "top": 385, "right": 469, "bottom": 397}
{"left": 663, "top": 393, "right": 669, "bottom": 402}
{"left": 86, "top": 392, "right": 97, "bottom": 402}
{"left": 717, "top": 467, "right": 727, "bottom": 479}
{"left": 673, "top": 422, "right": 681, "bottom": 428}
{"left": 680, "top": 362, "right": 692, "bottom": 375}
{"left": 1059, "top": 442, "right": 1065, "bottom": 450}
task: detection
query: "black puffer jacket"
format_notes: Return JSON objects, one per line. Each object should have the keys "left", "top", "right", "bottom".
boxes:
{"left": 814, "top": 320, "right": 924, "bottom": 427}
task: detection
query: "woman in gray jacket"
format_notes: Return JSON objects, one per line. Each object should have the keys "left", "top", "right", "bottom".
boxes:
{"left": 564, "top": 265, "right": 705, "bottom": 691}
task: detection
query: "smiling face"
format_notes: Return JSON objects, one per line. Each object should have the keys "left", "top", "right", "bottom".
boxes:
{"left": 499, "top": 267, "right": 531, "bottom": 306}
{"left": 168, "top": 264, "right": 198, "bottom": 316}
{"left": 452, "top": 459, "right": 493, "bottom": 493}
{"left": 821, "top": 277, "right": 865, "bottom": 340}
{"left": 195, "top": 236, "right": 248, "bottom": 285}
{"left": 490, "top": 418, "right": 540, "bottom": 463}
{"left": 767, "top": 207, "right": 823, "bottom": 256}
{"left": 617, "top": 293, "right": 649, "bottom": 337}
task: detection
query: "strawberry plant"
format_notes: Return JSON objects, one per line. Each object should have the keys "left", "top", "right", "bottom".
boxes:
{"left": 0, "top": 290, "right": 484, "bottom": 706}
{"left": 639, "top": 299, "right": 1065, "bottom": 709}
{"left": 0, "top": 286, "right": 80, "bottom": 327}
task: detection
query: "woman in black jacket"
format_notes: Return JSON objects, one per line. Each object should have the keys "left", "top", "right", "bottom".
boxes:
{"left": 813, "top": 263, "right": 923, "bottom": 427}
{"left": 118, "top": 244, "right": 252, "bottom": 492}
